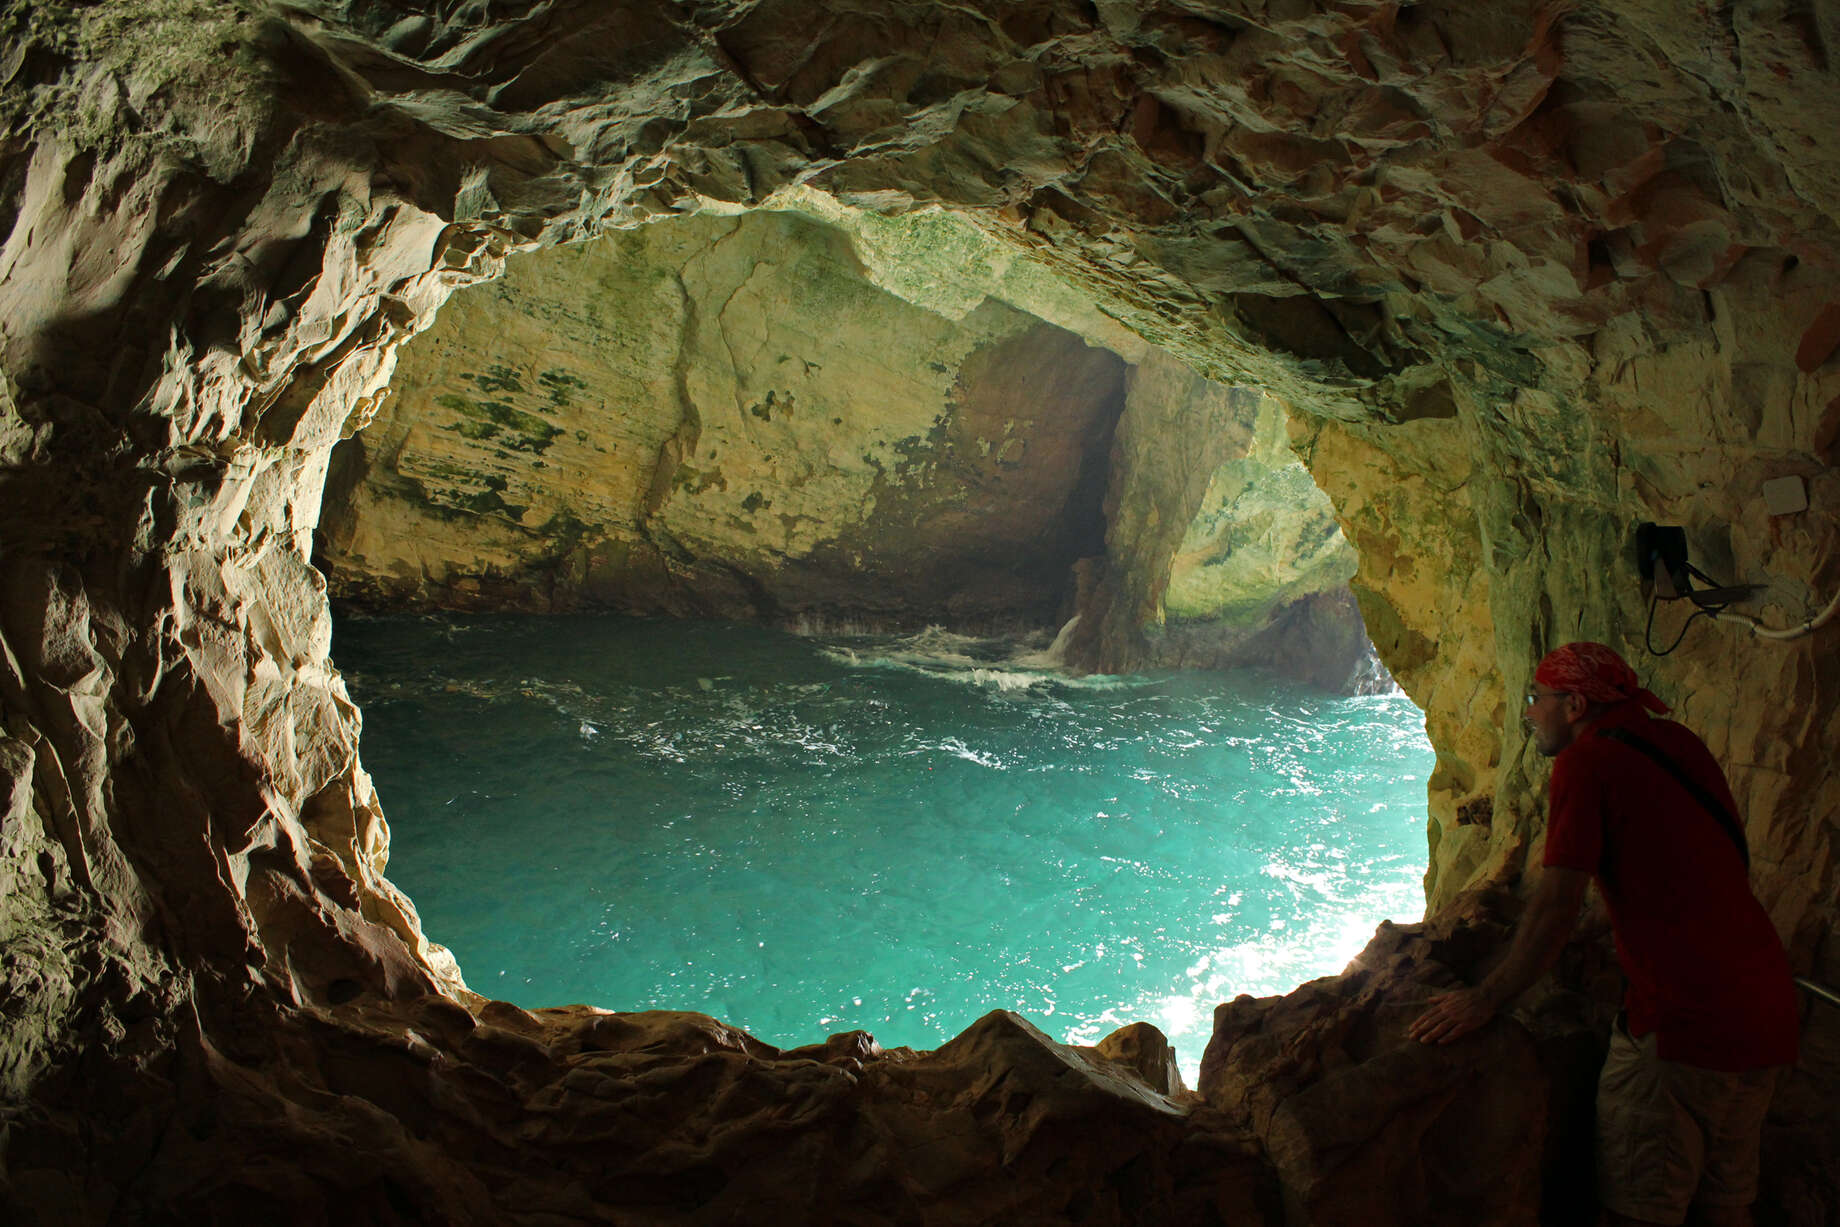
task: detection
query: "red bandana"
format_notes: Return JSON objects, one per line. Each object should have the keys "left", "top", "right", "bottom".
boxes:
{"left": 1533, "top": 642, "right": 1670, "bottom": 713}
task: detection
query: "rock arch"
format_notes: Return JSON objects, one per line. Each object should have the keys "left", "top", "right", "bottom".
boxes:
{"left": 2, "top": 2, "right": 1836, "bottom": 1221}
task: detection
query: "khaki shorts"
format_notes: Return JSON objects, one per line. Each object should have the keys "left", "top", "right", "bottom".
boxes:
{"left": 1596, "top": 1015, "right": 1780, "bottom": 1225}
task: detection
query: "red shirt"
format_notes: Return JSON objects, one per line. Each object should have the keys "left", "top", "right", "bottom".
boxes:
{"left": 1542, "top": 701, "right": 1799, "bottom": 1070}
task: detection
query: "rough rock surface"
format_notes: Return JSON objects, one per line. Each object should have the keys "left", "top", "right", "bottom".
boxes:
{"left": 11, "top": 994, "right": 1278, "bottom": 1227}
{"left": 315, "top": 205, "right": 1362, "bottom": 674}
{"left": 1200, "top": 884, "right": 1620, "bottom": 1227}
{"left": 2, "top": 1, "right": 1839, "bottom": 1223}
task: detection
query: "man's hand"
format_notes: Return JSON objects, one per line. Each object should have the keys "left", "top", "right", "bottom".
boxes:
{"left": 1407, "top": 986, "right": 1501, "bottom": 1045}
{"left": 1406, "top": 867, "right": 1590, "bottom": 1048}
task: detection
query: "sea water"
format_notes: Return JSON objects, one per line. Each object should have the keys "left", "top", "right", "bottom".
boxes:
{"left": 334, "top": 614, "right": 1434, "bottom": 1081}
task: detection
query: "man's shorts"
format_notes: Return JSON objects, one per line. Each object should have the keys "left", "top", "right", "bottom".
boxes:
{"left": 1596, "top": 1014, "right": 1781, "bottom": 1225}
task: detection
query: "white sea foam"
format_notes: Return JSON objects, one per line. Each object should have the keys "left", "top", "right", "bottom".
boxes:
{"left": 905, "top": 737, "right": 1005, "bottom": 769}
{"left": 340, "top": 613, "right": 1434, "bottom": 1092}
{"left": 1009, "top": 615, "right": 1080, "bottom": 669}
{"left": 813, "top": 622, "right": 1146, "bottom": 693}
{"left": 968, "top": 667, "right": 1053, "bottom": 691}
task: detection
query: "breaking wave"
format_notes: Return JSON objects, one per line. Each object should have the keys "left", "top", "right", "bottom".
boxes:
{"left": 335, "top": 613, "right": 1433, "bottom": 1085}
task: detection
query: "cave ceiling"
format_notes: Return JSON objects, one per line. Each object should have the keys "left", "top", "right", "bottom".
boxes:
{"left": 2, "top": 1, "right": 1839, "bottom": 1222}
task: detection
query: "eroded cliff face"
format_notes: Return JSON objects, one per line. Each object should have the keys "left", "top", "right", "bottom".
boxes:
{"left": 314, "top": 204, "right": 1362, "bottom": 678}
{"left": 2, "top": 1, "right": 1838, "bottom": 1222}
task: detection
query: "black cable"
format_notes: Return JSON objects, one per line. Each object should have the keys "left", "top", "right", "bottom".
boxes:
{"left": 1682, "top": 562, "right": 1756, "bottom": 611}
{"left": 1645, "top": 589, "right": 1707, "bottom": 656}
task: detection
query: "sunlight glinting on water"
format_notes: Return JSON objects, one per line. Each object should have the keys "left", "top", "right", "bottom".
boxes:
{"left": 336, "top": 616, "right": 1433, "bottom": 1086}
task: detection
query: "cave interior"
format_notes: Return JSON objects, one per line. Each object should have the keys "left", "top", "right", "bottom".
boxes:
{"left": 2, "top": 1, "right": 1838, "bottom": 1224}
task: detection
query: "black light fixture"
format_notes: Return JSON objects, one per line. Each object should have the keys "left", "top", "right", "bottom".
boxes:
{"left": 1634, "top": 523, "right": 1760, "bottom": 608}
{"left": 1634, "top": 523, "right": 1689, "bottom": 599}
{"left": 1633, "top": 522, "right": 1769, "bottom": 655}
{"left": 1631, "top": 510, "right": 1838, "bottom": 651}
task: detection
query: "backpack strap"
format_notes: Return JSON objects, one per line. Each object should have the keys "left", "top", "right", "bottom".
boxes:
{"left": 1597, "top": 725, "right": 1751, "bottom": 869}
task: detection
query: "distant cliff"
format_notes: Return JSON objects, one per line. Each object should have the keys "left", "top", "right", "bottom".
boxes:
{"left": 315, "top": 206, "right": 1371, "bottom": 686}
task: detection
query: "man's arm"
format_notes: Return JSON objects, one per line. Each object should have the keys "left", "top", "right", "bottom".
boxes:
{"left": 1407, "top": 866, "right": 1592, "bottom": 1045}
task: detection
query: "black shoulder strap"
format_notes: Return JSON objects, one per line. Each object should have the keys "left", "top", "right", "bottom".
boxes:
{"left": 1597, "top": 725, "right": 1750, "bottom": 869}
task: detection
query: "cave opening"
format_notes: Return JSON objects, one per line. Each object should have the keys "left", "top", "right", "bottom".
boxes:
{"left": 310, "top": 202, "right": 1435, "bottom": 1081}
{"left": 9, "top": 3, "right": 1840, "bottom": 1219}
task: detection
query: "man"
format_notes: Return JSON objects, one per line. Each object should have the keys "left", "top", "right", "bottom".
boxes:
{"left": 1407, "top": 642, "right": 1799, "bottom": 1227}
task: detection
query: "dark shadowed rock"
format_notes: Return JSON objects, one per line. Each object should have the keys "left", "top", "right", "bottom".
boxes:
{"left": 1200, "top": 887, "right": 1611, "bottom": 1227}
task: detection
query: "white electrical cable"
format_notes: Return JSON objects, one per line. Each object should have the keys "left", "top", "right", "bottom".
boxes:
{"left": 1799, "top": 977, "right": 1840, "bottom": 1010}
{"left": 1714, "top": 585, "right": 1840, "bottom": 641}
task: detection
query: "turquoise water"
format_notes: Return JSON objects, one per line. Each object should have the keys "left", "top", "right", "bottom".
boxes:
{"left": 335, "top": 615, "right": 1433, "bottom": 1081}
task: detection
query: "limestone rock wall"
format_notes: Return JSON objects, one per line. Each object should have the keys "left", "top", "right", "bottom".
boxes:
{"left": 316, "top": 205, "right": 1360, "bottom": 670}
{"left": 1155, "top": 393, "right": 1368, "bottom": 685}
{"left": 2, "top": 1, "right": 1838, "bottom": 1222}
{"left": 1169, "top": 396, "right": 1355, "bottom": 632}
{"left": 317, "top": 208, "right": 1130, "bottom": 625}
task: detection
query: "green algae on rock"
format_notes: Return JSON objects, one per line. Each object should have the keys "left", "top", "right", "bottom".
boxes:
{"left": 315, "top": 207, "right": 1367, "bottom": 679}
